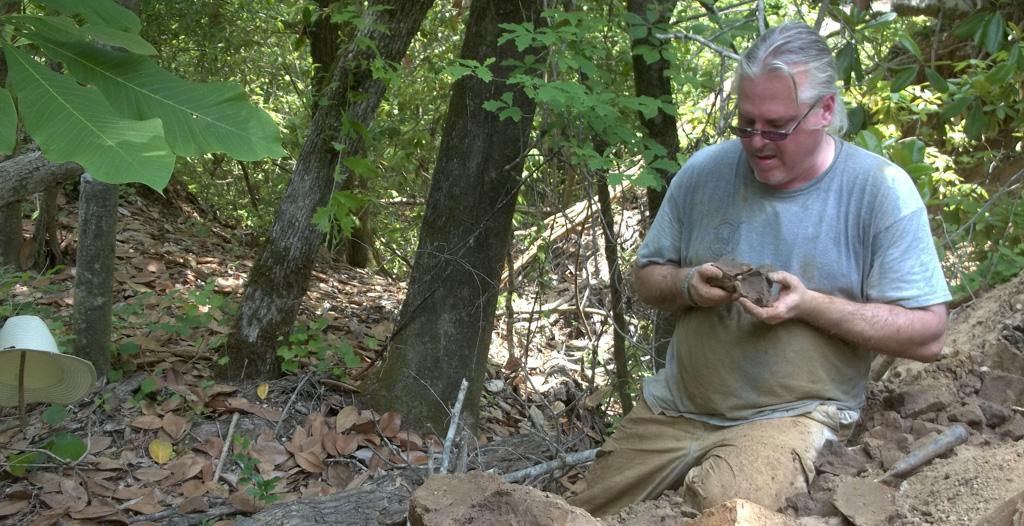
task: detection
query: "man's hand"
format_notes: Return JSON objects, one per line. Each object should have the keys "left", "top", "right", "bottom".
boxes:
{"left": 688, "top": 263, "right": 741, "bottom": 308}
{"left": 737, "top": 270, "right": 806, "bottom": 323}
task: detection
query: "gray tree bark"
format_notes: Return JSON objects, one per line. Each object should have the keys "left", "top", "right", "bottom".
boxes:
{"left": 0, "top": 202, "right": 20, "bottom": 268}
{"left": 71, "top": 174, "right": 117, "bottom": 376}
{"left": 365, "top": 0, "right": 545, "bottom": 435}
{"left": 220, "top": 0, "right": 435, "bottom": 380}
{"left": 0, "top": 151, "right": 82, "bottom": 208}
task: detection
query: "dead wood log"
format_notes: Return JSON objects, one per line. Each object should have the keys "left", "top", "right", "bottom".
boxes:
{"left": 0, "top": 150, "right": 83, "bottom": 208}
{"left": 234, "top": 469, "right": 424, "bottom": 526}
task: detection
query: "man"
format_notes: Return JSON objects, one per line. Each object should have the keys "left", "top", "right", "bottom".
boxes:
{"left": 570, "top": 22, "right": 950, "bottom": 517}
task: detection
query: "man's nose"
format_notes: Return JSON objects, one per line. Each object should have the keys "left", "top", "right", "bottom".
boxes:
{"left": 749, "top": 132, "right": 770, "bottom": 148}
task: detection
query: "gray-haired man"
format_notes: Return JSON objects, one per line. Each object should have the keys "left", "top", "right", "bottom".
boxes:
{"left": 571, "top": 21, "right": 950, "bottom": 517}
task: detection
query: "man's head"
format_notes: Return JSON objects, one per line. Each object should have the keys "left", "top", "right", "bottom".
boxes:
{"left": 733, "top": 22, "right": 846, "bottom": 189}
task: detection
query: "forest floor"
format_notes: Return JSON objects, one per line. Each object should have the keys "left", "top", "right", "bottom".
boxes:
{"left": 1, "top": 187, "right": 1023, "bottom": 525}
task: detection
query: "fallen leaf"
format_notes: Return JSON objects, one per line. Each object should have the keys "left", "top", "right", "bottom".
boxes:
{"left": 194, "top": 436, "right": 224, "bottom": 458}
{"left": 27, "top": 471, "right": 63, "bottom": 492}
{"left": 131, "top": 415, "right": 164, "bottom": 430}
{"left": 0, "top": 499, "right": 28, "bottom": 517}
{"left": 293, "top": 450, "right": 325, "bottom": 474}
{"left": 251, "top": 441, "right": 289, "bottom": 467}
{"left": 228, "top": 490, "right": 259, "bottom": 514}
{"left": 161, "top": 413, "right": 190, "bottom": 442}
{"left": 224, "top": 397, "right": 281, "bottom": 422}
{"left": 335, "top": 405, "right": 360, "bottom": 432}
{"left": 404, "top": 450, "right": 430, "bottom": 466}
{"left": 163, "top": 455, "right": 204, "bottom": 486}
{"left": 178, "top": 496, "right": 208, "bottom": 514}
{"left": 378, "top": 411, "right": 401, "bottom": 437}
{"left": 134, "top": 467, "right": 171, "bottom": 482}
{"left": 69, "top": 500, "right": 118, "bottom": 520}
{"left": 60, "top": 478, "right": 89, "bottom": 512}
{"left": 181, "top": 480, "right": 208, "bottom": 499}
{"left": 396, "top": 430, "right": 424, "bottom": 451}
{"left": 256, "top": 383, "right": 269, "bottom": 400}
{"left": 113, "top": 486, "right": 149, "bottom": 500}
{"left": 334, "top": 434, "right": 359, "bottom": 456}
{"left": 149, "top": 439, "right": 174, "bottom": 464}
{"left": 88, "top": 435, "right": 113, "bottom": 454}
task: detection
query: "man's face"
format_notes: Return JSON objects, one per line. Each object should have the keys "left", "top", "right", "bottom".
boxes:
{"left": 735, "top": 72, "right": 832, "bottom": 189}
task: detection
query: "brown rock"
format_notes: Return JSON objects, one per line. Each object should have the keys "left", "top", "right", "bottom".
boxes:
{"left": 976, "top": 488, "right": 1024, "bottom": 526}
{"left": 814, "top": 440, "right": 869, "bottom": 477}
{"left": 997, "top": 414, "right": 1024, "bottom": 441}
{"left": 894, "top": 381, "right": 956, "bottom": 418}
{"left": 832, "top": 477, "right": 895, "bottom": 526}
{"left": 688, "top": 499, "right": 797, "bottom": 526}
{"left": 947, "top": 401, "right": 986, "bottom": 429}
{"left": 408, "top": 471, "right": 598, "bottom": 526}
{"left": 979, "top": 371, "right": 1024, "bottom": 407}
{"left": 978, "top": 400, "right": 1011, "bottom": 428}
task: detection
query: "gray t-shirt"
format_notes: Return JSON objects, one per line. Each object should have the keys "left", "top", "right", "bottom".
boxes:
{"left": 638, "top": 138, "right": 951, "bottom": 425}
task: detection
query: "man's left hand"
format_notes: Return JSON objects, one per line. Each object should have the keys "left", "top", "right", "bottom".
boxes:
{"left": 737, "top": 270, "right": 808, "bottom": 324}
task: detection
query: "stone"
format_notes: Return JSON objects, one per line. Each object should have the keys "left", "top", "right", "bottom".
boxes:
{"left": 785, "top": 491, "right": 839, "bottom": 518}
{"left": 997, "top": 414, "right": 1024, "bottom": 441}
{"left": 975, "top": 488, "right": 1024, "bottom": 526}
{"left": 978, "top": 399, "right": 1012, "bottom": 428}
{"left": 909, "top": 419, "right": 948, "bottom": 439}
{"left": 814, "top": 440, "right": 870, "bottom": 477}
{"left": 688, "top": 499, "right": 797, "bottom": 526}
{"left": 978, "top": 371, "right": 1024, "bottom": 407}
{"left": 980, "top": 340, "right": 1024, "bottom": 376}
{"left": 947, "top": 401, "right": 986, "bottom": 429}
{"left": 831, "top": 477, "right": 896, "bottom": 526}
{"left": 408, "top": 471, "right": 599, "bottom": 526}
{"left": 893, "top": 382, "right": 956, "bottom": 418}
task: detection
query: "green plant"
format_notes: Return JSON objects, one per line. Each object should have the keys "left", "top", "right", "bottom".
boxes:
{"left": 276, "top": 318, "right": 361, "bottom": 378}
{"left": 232, "top": 435, "right": 280, "bottom": 506}
{"left": 4, "top": 404, "right": 87, "bottom": 477}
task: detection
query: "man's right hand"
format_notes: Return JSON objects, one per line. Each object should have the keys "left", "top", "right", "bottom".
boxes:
{"left": 686, "top": 263, "right": 741, "bottom": 308}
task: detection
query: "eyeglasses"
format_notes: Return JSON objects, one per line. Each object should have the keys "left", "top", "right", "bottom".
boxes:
{"left": 730, "top": 98, "right": 821, "bottom": 142}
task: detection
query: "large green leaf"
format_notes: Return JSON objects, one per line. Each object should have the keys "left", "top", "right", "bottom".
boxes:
{"left": 8, "top": 15, "right": 155, "bottom": 55}
{"left": 29, "top": 30, "right": 285, "bottom": 160}
{"left": 32, "top": 0, "right": 140, "bottom": 33}
{"left": 4, "top": 44, "right": 174, "bottom": 190}
{"left": 0, "top": 87, "right": 16, "bottom": 156}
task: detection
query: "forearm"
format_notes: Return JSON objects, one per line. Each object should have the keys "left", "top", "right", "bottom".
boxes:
{"left": 798, "top": 291, "right": 948, "bottom": 362}
{"left": 633, "top": 263, "right": 690, "bottom": 313}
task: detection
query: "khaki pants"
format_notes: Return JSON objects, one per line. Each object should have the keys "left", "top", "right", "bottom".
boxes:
{"left": 569, "top": 397, "right": 836, "bottom": 518}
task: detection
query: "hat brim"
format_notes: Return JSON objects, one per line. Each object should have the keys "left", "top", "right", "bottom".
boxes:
{"left": 0, "top": 350, "right": 97, "bottom": 407}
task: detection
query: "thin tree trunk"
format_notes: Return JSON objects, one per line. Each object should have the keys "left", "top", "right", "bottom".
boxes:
{"left": 220, "top": 0, "right": 435, "bottom": 380}
{"left": 596, "top": 164, "right": 632, "bottom": 414}
{"left": 0, "top": 202, "right": 20, "bottom": 268}
{"left": 365, "top": 0, "right": 545, "bottom": 435}
{"left": 30, "top": 184, "right": 60, "bottom": 271}
{"left": 627, "top": 0, "right": 680, "bottom": 371}
{"left": 72, "top": 174, "right": 116, "bottom": 377}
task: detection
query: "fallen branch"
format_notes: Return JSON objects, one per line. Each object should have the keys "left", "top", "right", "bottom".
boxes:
{"left": 440, "top": 378, "right": 469, "bottom": 474}
{"left": 214, "top": 412, "right": 241, "bottom": 484}
{"left": 502, "top": 448, "right": 598, "bottom": 483}
{"left": 0, "top": 150, "right": 83, "bottom": 207}
{"left": 127, "top": 504, "right": 235, "bottom": 525}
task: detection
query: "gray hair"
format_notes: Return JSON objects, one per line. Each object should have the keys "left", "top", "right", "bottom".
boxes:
{"left": 737, "top": 22, "right": 848, "bottom": 136}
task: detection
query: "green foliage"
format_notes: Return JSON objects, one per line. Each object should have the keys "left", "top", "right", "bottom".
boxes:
{"left": 276, "top": 317, "right": 360, "bottom": 378}
{"left": 232, "top": 435, "right": 281, "bottom": 505}
{"left": 0, "top": 0, "right": 284, "bottom": 190}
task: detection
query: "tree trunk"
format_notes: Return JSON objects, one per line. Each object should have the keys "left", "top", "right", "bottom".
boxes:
{"left": 365, "top": 0, "right": 544, "bottom": 435}
{"left": 627, "top": 0, "right": 680, "bottom": 371}
{"left": 30, "top": 184, "right": 60, "bottom": 271}
{"left": 71, "top": 174, "right": 117, "bottom": 377}
{"left": 0, "top": 202, "right": 19, "bottom": 268}
{"left": 220, "top": 0, "right": 435, "bottom": 380}
{"left": 596, "top": 165, "right": 632, "bottom": 414}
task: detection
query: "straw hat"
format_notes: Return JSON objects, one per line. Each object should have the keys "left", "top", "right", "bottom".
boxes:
{"left": 0, "top": 315, "right": 97, "bottom": 407}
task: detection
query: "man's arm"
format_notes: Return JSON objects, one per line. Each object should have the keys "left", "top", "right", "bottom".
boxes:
{"left": 739, "top": 271, "right": 948, "bottom": 362}
{"left": 634, "top": 263, "right": 737, "bottom": 312}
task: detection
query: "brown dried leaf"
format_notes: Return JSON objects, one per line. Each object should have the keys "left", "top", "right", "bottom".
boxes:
{"left": 251, "top": 441, "right": 289, "bottom": 467}
{"left": 85, "top": 475, "right": 117, "bottom": 498}
{"left": 334, "top": 434, "right": 359, "bottom": 456}
{"left": 293, "top": 450, "right": 325, "bottom": 474}
{"left": 161, "top": 413, "right": 190, "bottom": 442}
{"left": 308, "top": 412, "right": 326, "bottom": 439}
{"left": 405, "top": 450, "right": 431, "bottom": 466}
{"left": 228, "top": 490, "right": 259, "bottom": 514}
{"left": 327, "top": 463, "right": 355, "bottom": 488}
{"left": 178, "top": 496, "right": 208, "bottom": 514}
{"left": 322, "top": 431, "right": 340, "bottom": 457}
{"left": 27, "top": 471, "right": 63, "bottom": 492}
{"left": 130, "top": 415, "right": 163, "bottom": 430}
{"left": 59, "top": 478, "right": 88, "bottom": 512}
{"left": 0, "top": 499, "right": 29, "bottom": 517}
{"left": 194, "top": 436, "right": 224, "bottom": 458}
{"left": 181, "top": 480, "right": 208, "bottom": 499}
{"left": 87, "top": 435, "right": 113, "bottom": 454}
{"left": 396, "top": 430, "right": 424, "bottom": 451}
{"left": 163, "top": 455, "right": 204, "bottom": 487}
{"left": 134, "top": 467, "right": 171, "bottom": 482}
{"left": 378, "top": 411, "right": 401, "bottom": 437}
{"left": 126, "top": 494, "right": 163, "bottom": 514}
{"left": 69, "top": 500, "right": 118, "bottom": 520}
{"left": 335, "top": 405, "right": 360, "bottom": 432}
{"left": 113, "top": 486, "right": 148, "bottom": 500}
{"left": 40, "top": 492, "right": 75, "bottom": 510}
{"left": 225, "top": 397, "right": 281, "bottom": 422}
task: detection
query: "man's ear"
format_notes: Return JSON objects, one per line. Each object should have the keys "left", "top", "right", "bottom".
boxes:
{"left": 818, "top": 93, "right": 837, "bottom": 126}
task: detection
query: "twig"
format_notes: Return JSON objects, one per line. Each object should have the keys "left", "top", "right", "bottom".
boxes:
{"left": 502, "top": 448, "right": 598, "bottom": 483}
{"left": 273, "top": 373, "right": 312, "bottom": 436}
{"left": 18, "top": 351, "right": 26, "bottom": 429}
{"left": 439, "top": 378, "right": 469, "bottom": 474}
{"left": 654, "top": 31, "right": 742, "bottom": 61}
{"left": 214, "top": 412, "right": 240, "bottom": 484}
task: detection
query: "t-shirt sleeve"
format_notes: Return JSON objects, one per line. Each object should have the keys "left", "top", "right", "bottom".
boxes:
{"left": 864, "top": 205, "right": 952, "bottom": 308}
{"left": 636, "top": 169, "right": 687, "bottom": 267}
